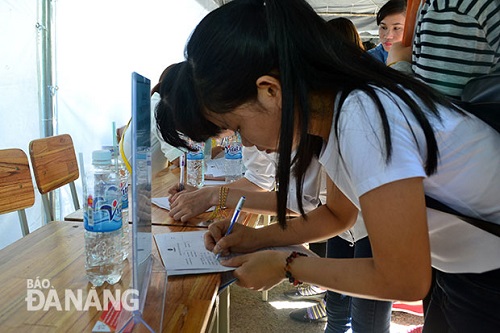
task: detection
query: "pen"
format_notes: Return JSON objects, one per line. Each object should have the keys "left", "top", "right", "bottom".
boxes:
{"left": 179, "top": 153, "right": 185, "bottom": 191}
{"left": 215, "top": 196, "right": 246, "bottom": 260}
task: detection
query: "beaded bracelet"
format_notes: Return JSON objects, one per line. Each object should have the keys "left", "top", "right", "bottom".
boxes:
{"left": 209, "top": 186, "right": 229, "bottom": 220}
{"left": 284, "top": 251, "right": 307, "bottom": 286}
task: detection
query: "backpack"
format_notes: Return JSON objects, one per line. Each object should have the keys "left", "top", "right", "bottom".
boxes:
{"left": 425, "top": 72, "right": 500, "bottom": 237}
{"left": 460, "top": 72, "right": 500, "bottom": 133}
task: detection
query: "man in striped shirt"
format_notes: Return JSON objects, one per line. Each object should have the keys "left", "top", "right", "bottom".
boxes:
{"left": 388, "top": 0, "right": 500, "bottom": 99}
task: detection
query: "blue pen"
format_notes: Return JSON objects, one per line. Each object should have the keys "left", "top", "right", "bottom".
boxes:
{"left": 215, "top": 196, "right": 246, "bottom": 260}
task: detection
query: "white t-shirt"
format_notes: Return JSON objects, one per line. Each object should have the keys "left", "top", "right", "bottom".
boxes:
{"left": 319, "top": 88, "right": 500, "bottom": 273}
{"left": 243, "top": 146, "right": 367, "bottom": 243}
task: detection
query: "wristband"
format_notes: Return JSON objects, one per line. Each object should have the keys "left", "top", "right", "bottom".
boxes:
{"left": 284, "top": 251, "right": 307, "bottom": 286}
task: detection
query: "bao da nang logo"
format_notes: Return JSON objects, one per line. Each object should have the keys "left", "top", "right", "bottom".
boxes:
{"left": 25, "top": 277, "right": 139, "bottom": 311}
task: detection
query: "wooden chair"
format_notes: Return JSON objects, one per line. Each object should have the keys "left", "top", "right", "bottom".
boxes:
{"left": 29, "top": 134, "right": 80, "bottom": 222}
{"left": 0, "top": 148, "right": 35, "bottom": 236}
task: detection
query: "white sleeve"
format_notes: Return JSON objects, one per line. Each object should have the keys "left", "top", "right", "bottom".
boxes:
{"left": 337, "top": 89, "right": 427, "bottom": 198}
{"left": 242, "top": 146, "right": 276, "bottom": 191}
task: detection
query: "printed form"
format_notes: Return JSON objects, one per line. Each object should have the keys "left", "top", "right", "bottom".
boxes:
{"left": 154, "top": 230, "right": 234, "bottom": 276}
{"left": 155, "top": 230, "right": 318, "bottom": 277}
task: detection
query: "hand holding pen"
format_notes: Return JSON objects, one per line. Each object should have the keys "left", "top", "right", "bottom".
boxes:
{"left": 215, "top": 196, "right": 246, "bottom": 260}
{"left": 178, "top": 153, "right": 186, "bottom": 191}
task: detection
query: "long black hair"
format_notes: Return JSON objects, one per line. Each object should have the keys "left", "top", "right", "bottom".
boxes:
{"left": 156, "top": 0, "right": 454, "bottom": 228}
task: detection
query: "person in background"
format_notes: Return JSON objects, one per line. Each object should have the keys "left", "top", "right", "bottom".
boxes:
{"left": 326, "top": 17, "right": 365, "bottom": 51}
{"left": 167, "top": 144, "right": 324, "bottom": 220}
{"left": 367, "top": 0, "right": 406, "bottom": 64}
{"left": 155, "top": 1, "right": 500, "bottom": 332}
{"left": 387, "top": 0, "right": 500, "bottom": 99}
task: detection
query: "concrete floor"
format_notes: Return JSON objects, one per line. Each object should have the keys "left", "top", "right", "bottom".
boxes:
{"left": 229, "top": 281, "right": 424, "bottom": 333}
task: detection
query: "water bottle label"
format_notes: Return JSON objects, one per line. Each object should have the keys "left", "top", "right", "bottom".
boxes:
{"left": 225, "top": 144, "right": 242, "bottom": 160}
{"left": 84, "top": 191, "right": 122, "bottom": 232}
{"left": 187, "top": 151, "right": 204, "bottom": 160}
{"left": 187, "top": 142, "right": 205, "bottom": 160}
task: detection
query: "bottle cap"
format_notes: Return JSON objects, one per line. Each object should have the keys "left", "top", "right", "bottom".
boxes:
{"left": 92, "top": 149, "right": 112, "bottom": 165}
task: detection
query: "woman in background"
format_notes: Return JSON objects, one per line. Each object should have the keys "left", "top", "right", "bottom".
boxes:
{"left": 367, "top": 0, "right": 406, "bottom": 64}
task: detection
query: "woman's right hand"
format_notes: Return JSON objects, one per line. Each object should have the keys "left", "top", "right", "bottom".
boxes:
{"left": 204, "top": 219, "right": 260, "bottom": 256}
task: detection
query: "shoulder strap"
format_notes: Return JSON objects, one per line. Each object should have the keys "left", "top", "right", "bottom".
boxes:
{"left": 425, "top": 195, "right": 500, "bottom": 237}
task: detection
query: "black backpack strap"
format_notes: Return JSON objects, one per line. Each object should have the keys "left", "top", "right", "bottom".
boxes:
{"left": 425, "top": 195, "right": 500, "bottom": 237}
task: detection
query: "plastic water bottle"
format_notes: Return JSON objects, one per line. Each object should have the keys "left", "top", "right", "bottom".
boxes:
{"left": 103, "top": 146, "right": 130, "bottom": 260}
{"left": 186, "top": 140, "right": 205, "bottom": 188}
{"left": 204, "top": 138, "right": 212, "bottom": 161}
{"left": 83, "top": 150, "right": 123, "bottom": 286}
{"left": 224, "top": 132, "right": 243, "bottom": 183}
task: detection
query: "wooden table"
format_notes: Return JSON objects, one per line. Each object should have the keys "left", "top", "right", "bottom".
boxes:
{"left": 0, "top": 221, "right": 225, "bottom": 333}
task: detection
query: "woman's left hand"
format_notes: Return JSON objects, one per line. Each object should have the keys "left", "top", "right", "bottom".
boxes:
{"left": 220, "top": 250, "right": 289, "bottom": 291}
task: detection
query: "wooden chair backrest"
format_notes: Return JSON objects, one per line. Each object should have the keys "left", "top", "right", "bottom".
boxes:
{"left": 0, "top": 148, "right": 35, "bottom": 214}
{"left": 29, "top": 134, "right": 79, "bottom": 194}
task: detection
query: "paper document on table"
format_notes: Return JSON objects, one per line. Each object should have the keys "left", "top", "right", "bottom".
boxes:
{"left": 152, "top": 197, "right": 215, "bottom": 212}
{"left": 154, "top": 231, "right": 233, "bottom": 276}
{"left": 205, "top": 157, "right": 245, "bottom": 180}
{"left": 151, "top": 197, "right": 172, "bottom": 210}
{"left": 205, "top": 158, "right": 226, "bottom": 178}
{"left": 154, "top": 230, "right": 319, "bottom": 276}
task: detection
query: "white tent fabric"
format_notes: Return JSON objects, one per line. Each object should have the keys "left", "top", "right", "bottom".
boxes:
{"left": 0, "top": 1, "right": 43, "bottom": 248}
{"left": 0, "top": 0, "right": 208, "bottom": 250}
{"left": 199, "top": 0, "right": 386, "bottom": 36}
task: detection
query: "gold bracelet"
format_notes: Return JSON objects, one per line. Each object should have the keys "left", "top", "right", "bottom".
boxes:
{"left": 208, "top": 186, "right": 229, "bottom": 220}
{"left": 218, "top": 186, "right": 229, "bottom": 219}
{"left": 219, "top": 186, "right": 229, "bottom": 208}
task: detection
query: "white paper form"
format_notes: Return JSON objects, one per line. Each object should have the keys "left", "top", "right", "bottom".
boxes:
{"left": 152, "top": 197, "right": 215, "bottom": 212}
{"left": 154, "top": 231, "right": 234, "bottom": 276}
{"left": 154, "top": 230, "right": 319, "bottom": 277}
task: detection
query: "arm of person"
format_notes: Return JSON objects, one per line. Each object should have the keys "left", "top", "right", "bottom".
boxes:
{"left": 219, "top": 177, "right": 431, "bottom": 301}
{"left": 206, "top": 178, "right": 358, "bottom": 255}
{"left": 169, "top": 176, "right": 294, "bottom": 221}
{"left": 279, "top": 177, "right": 432, "bottom": 301}
{"left": 386, "top": 41, "right": 413, "bottom": 74}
